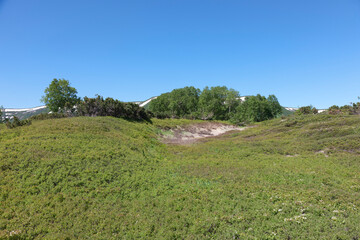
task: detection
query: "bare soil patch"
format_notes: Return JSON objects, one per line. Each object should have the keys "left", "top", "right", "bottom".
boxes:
{"left": 159, "top": 122, "right": 246, "bottom": 145}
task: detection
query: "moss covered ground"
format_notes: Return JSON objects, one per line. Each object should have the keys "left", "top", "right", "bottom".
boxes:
{"left": 1, "top": 115, "right": 359, "bottom": 239}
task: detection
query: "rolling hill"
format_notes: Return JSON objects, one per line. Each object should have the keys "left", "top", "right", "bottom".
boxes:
{"left": 1, "top": 114, "right": 359, "bottom": 239}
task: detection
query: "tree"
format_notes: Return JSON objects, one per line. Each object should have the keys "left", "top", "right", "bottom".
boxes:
{"left": 41, "top": 79, "right": 80, "bottom": 112}
{"left": 225, "top": 88, "right": 240, "bottom": 117}
{"left": 231, "top": 94, "right": 282, "bottom": 124}
{"left": 148, "top": 86, "right": 200, "bottom": 118}
{"left": 267, "top": 95, "right": 282, "bottom": 117}
{"left": 198, "top": 86, "right": 227, "bottom": 120}
{"left": 168, "top": 87, "right": 200, "bottom": 117}
{"left": 148, "top": 92, "right": 171, "bottom": 118}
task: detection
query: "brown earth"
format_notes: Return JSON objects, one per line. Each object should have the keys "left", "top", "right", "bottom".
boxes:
{"left": 159, "top": 122, "right": 246, "bottom": 145}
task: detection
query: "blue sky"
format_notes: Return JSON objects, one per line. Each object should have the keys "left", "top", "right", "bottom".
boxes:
{"left": 0, "top": 0, "right": 359, "bottom": 108}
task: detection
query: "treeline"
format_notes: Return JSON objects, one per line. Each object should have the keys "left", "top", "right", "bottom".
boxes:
{"left": 38, "top": 79, "right": 152, "bottom": 122}
{"left": 77, "top": 95, "right": 151, "bottom": 121}
{"left": 149, "top": 86, "right": 282, "bottom": 123}
{"left": 36, "top": 96, "right": 152, "bottom": 122}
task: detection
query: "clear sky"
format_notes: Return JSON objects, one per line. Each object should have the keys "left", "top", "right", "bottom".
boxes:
{"left": 0, "top": 0, "right": 359, "bottom": 108}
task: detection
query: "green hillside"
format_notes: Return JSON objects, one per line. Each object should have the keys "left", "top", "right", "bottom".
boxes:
{"left": 1, "top": 115, "right": 359, "bottom": 239}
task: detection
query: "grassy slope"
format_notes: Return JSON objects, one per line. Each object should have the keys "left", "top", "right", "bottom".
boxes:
{"left": 1, "top": 115, "right": 360, "bottom": 239}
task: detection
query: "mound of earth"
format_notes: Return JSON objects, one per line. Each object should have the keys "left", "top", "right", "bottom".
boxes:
{"left": 159, "top": 122, "right": 246, "bottom": 144}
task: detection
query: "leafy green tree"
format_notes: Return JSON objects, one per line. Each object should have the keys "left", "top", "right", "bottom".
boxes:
{"left": 231, "top": 94, "right": 282, "bottom": 123}
{"left": 149, "top": 87, "right": 200, "bottom": 118}
{"left": 225, "top": 88, "right": 240, "bottom": 117}
{"left": 41, "top": 79, "right": 80, "bottom": 112}
{"left": 198, "top": 86, "right": 230, "bottom": 120}
{"left": 168, "top": 86, "right": 200, "bottom": 117}
{"left": 267, "top": 95, "right": 282, "bottom": 117}
{"left": 148, "top": 93, "right": 171, "bottom": 118}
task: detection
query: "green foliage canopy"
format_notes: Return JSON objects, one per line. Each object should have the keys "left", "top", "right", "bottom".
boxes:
{"left": 76, "top": 95, "right": 151, "bottom": 121}
{"left": 41, "top": 78, "right": 80, "bottom": 112}
{"left": 197, "top": 86, "right": 241, "bottom": 120}
{"left": 149, "top": 86, "right": 201, "bottom": 118}
{"left": 149, "top": 86, "right": 281, "bottom": 123}
{"left": 295, "top": 106, "right": 318, "bottom": 115}
{"left": 230, "top": 94, "right": 282, "bottom": 123}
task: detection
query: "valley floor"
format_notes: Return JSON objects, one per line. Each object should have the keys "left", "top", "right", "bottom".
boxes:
{"left": 0, "top": 115, "right": 359, "bottom": 239}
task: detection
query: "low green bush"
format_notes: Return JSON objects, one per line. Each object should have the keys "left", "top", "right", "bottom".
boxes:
{"left": 29, "top": 112, "right": 67, "bottom": 121}
{"left": 295, "top": 106, "right": 318, "bottom": 115}
{"left": 5, "top": 116, "right": 31, "bottom": 129}
{"left": 76, "top": 95, "right": 151, "bottom": 122}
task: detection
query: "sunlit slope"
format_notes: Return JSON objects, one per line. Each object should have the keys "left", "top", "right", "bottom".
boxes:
{"left": 1, "top": 115, "right": 359, "bottom": 239}
{"left": 0, "top": 117, "right": 166, "bottom": 239}
{"left": 164, "top": 114, "right": 360, "bottom": 239}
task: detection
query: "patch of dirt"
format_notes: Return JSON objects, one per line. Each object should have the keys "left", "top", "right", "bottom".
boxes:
{"left": 159, "top": 122, "right": 247, "bottom": 145}
{"left": 315, "top": 150, "right": 329, "bottom": 158}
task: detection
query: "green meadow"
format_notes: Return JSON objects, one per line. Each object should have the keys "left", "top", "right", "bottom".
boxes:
{"left": 1, "top": 115, "right": 359, "bottom": 239}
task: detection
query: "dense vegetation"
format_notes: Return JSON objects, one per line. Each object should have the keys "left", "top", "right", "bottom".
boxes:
{"left": 4, "top": 116, "right": 31, "bottom": 129}
{"left": 295, "top": 106, "right": 318, "bottom": 115}
{"left": 328, "top": 102, "right": 360, "bottom": 115}
{"left": 76, "top": 95, "right": 151, "bottom": 122}
{"left": 230, "top": 94, "right": 282, "bottom": 124}
{"left": 1, "top": 114, "right": 359, "bottom": 239}
{"left": 38, "top": 79, "right": 151, "bottom": 122}
{"left": 149, "top": 86, "right": 282, "bottom": 123}
{"left": 41, "top": 79, "right": 80, "bottom": 113}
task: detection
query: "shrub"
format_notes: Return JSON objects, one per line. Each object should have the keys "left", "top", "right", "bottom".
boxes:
{"left": 295, "top": 106, "right": 318, "bottom": 115}
{"left": 5, "top": 116, "right": 32, "bottom": 129}
{"left": 76, "top": 95, "right": 151, "bottom": 122}
{"left": 328, "top": 103, "right": 360, "bottom": 115}
{"left": 328, "top": 105, "right": 340, "bottom": 115}
{"left": 29, "top": 112, "right": 67, "bottom": 121}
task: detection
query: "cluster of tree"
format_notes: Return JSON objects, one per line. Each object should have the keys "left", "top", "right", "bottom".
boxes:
{"left": 328, "top": 102, "right": 360, "bottom": 115}
{"left": 230, "top": 95, "right": 283, "bottom": 124}
{"left": 5, "top": 116, "right": 31, "bottom": 129}
{"left": 41, "top": 79, "right": 151, "bottom": 122}
{"left": 295, "top": 106, "right": 318, "bottom": 115}
{"left": 76, "top": 95, "right": 151, "bottom": 121}
{"left": 149, "top": 86, "right": 282, "bottom": 123}
{"left": 149, "top": 86, "right": 202, "bottom": 119}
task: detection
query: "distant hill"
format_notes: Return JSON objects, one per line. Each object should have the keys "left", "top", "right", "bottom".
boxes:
{"left": 2, "top": 106, "right": 49, "bottom": 120}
